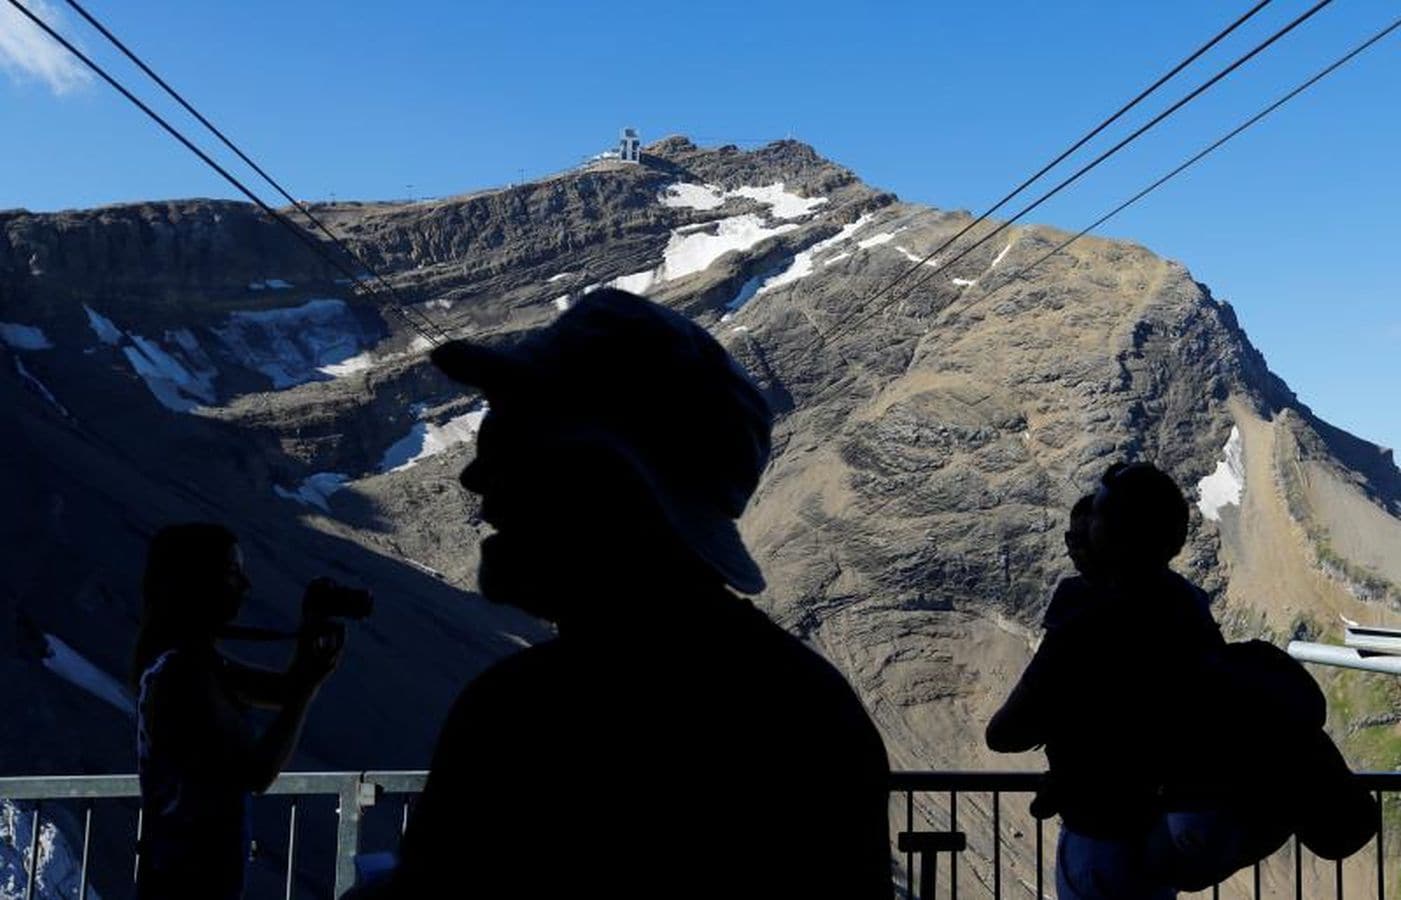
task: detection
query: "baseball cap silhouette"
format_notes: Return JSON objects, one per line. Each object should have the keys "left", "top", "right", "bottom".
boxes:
{"left": 430, "top": 288, "right": 773, "bottom": 594}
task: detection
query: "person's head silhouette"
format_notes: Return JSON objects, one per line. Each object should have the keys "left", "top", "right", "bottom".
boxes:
{"left": 1064, "top": 493, "right": 1098, "bottom": 579}
{"left": 430, "top": 289, "right": 773, "bottom": 626}
{"left": 1089, "top": 462, "right": 1190, "bottom": 582}
{"left": 132, "top": 522, "right": 250, "bottom": 685}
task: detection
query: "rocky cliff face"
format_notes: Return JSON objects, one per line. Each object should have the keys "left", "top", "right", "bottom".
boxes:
{"left": 4, "top": 136, "right": 1400, "bottom": 895}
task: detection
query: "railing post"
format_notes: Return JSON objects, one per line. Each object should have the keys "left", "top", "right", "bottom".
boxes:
{"left": 79, "top": 802, "right": 92, "bottom": 900}
{"left": 285, "top": 801, "right": 298, "bottom": 900}
{"left": 949, "top": 791, "right": 958, "bottom": 900}
{"left": 24, "top": 803, "right": 41, "bottom": 900}
{"left": 1295, "top": 834, "right": 1303, "bottom": 900}
{"left": 991, "top": 791, "right": 1001, "bottom": 900}
{"left": 333, "top": 773, "right": 375, "bottom": 898}
{"left": 905, "top": 790, "right": 914, "bottom": 899}
{"left": 1375, "top": 791, "right": 1384, "bottom": 900}
{"left": 133, "top": 806, "right": 143, "bottom": 885}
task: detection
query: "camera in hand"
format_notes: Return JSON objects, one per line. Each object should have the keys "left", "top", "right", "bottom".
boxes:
{"left": 302, "top": 578, "right": 374, "bottom": 623}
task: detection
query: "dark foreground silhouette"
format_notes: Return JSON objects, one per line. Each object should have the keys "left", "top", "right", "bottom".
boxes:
{"left": 989, "top": 463, "right": 1376, "bottom": 899}
{"left": 352, "top": 289, "right": 892, "bottom": 898}
{"left": 133, "top": 523, "right": 345, "bottom": 900}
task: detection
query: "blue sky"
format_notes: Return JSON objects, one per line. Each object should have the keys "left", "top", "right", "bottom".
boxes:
{"left": 2, "top": 0, "right": 1398, "bottom": 451}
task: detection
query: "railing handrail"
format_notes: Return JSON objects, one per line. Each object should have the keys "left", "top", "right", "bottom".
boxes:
{"left": 5, "top": 769, "right": 1398, "bottom": 899}
{"left": 0, "top": 770, "right": 434, "bottom": 800}
{"left": 5, "top": 768, "right": 1401, "bottom": 797}
{"left": 888, "top": 769, "right": 1401, "bottom": 791}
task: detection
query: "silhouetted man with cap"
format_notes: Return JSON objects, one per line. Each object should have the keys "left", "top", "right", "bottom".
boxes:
{"left": 366, "top": 289, "right": 891, "bottom": 897}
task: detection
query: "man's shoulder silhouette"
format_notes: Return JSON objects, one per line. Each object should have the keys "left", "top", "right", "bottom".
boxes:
{"left": 436, "top": 590, "right": 882, "bottom": 762}
{"left": 395, "top": 590, "right": 891, "bottom": 897}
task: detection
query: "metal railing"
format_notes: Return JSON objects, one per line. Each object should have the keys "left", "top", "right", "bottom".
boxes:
{"left": 1, "top": 770, "right": 1396, "bottom": 899}
{"left": 892, "top": 771, "right": 1401, "bottom": 899}
{"left": 0, "top": 771, "right": 426, "bottom": 899}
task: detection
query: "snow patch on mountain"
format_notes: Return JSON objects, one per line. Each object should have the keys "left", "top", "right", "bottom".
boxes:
{"left": 248, "top": 279, "right": 294, "bottom": 291}
{"left": 42, "top": 634, "right": 134, "bottom": 717}
{"left": 659, "top": 183, "right": 727, "bottom": 211}
{"left": 122, "top": 332, "right": 218, "bottom": 413}
{"left": 664, "top": 215, "right": 798, "bottom": 280}
{"left": 0, "top": 323, "right": 52, "bottom": 351}
{"left": 587, "top": 214, "right": 799, "bottom": 299}
{"left": 658, "top": 182, "right": 827, "bottom": 220}
{"left": 380, "top": 404, "right": 488, "bottom": 472}
{"left": 80, "top": 307, "right": 219, "bottom": 411}
{"left": 12, "top": 359, "right": 67, "bottom": 417}
{"left": 274, "top": 472, "right": 350, "bottom": 512}
{"left": 724, "top": 275, "right": 766, "bottom": 313}
{"left": 82, "top": 306, "right": 123, "bottom": 345}
{"left": 213, "top": 299, "right": 375, "bottom": 389}
{"left": 727, "top": 184, "right": 829, "bottom": 220}
{"left": 316, "top": 335, "right": 432, "bottom": 379}
{"left": 1197, "top": 426, "right": 1245, "bottom": 521}
{"left": 604, "top": 183, "right": 842, "bottom": 298}
{"left": 858, "top": 231, "right": 898, "bottom": 249}
{"left": 748, "top": 215, "right": 874, "bottom": 302}
{"left": 608, "top": 270, "right": 659, "bottom": 294}
{"left": 894, "top": 246, "right": 939, "bottom": 267}
{"left": 318, "top": 351, "right": 378, "bottom": 377}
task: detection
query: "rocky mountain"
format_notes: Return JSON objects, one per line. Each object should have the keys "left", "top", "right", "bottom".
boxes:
{"left": 3, "top": 136, "right": 1400, "bottom": 896}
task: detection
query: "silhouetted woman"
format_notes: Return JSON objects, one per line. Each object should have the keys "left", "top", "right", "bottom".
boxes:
{"left": 132, "top": 523, "right": 344, "bottom": 900}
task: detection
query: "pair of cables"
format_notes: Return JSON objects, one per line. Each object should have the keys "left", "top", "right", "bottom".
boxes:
{"left": 820, "top": 0, "right": 1395, "bottom": 344}
{"left": 8, "top": 0, "right": 451, "bottom": 348}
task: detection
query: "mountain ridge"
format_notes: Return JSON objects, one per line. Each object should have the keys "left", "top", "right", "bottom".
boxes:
{"left": 3, "top": 135, "right": 1400, "bottom": 895}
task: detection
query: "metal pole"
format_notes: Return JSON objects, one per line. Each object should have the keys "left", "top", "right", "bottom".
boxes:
{"left": 905, "top": 791, "right": 914, "bottom": 898}
{"left": 1376, "top": 791, "right": 1385, "bottom": 900}
{"left": 949, "top": 791, "right": 958, "bottom": 900}
{"left": 24, "top": 804, "right": 41, "bottom": 900}
{"left": 133, "top": 806, "right": 143, "bottom": 884}
{"left": 1295, "top": 834, "right": 1303, "bottom": 900}
{"left": 285, "top": 801, "right": 298, "bottom": 900}
{"left": 992, "top": 791, "right": 1001, "bottom": 900}
{"left": 78, "top": 803, "right": 92, "bottom": 900}
{"left": 333, "top": 774, "right": 368, "bottom": 897}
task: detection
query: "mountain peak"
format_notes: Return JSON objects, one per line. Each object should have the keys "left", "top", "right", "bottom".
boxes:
{"left": 4, "top": 138, "right": 1400, "bottom": 832}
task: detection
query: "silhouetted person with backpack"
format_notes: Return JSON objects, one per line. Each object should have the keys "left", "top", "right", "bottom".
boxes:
{"left": 987, "top": 463, "right": 1222, "bottom": 899}
{"left": 133, "top": 523, "right": 345, "bottom": 900}
{"left": 356, "top": 289, "right": 892, "bottom": 898}
{"left": 989, "top": 463, "right": 1379, "bottom": 896}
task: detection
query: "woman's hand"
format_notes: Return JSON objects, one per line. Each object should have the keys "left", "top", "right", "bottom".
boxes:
{"left": 243, "top": 617, "right": 347, "bottom": 793}
{"left": 289, "top": 618, "right": 346, "bottom": 691}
